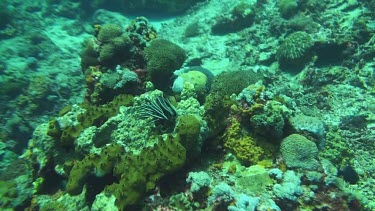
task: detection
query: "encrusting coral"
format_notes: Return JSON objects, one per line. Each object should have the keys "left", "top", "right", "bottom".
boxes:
{"left": 47, "top": 94, "right": 134, "bottom": 147}
{"left": 66, "top": 134, "right": 187, "bottom": 210}
{"left": 223, "top": 117, "right": 266, "bottom": 165}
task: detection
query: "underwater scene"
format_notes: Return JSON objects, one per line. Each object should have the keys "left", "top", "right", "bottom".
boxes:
{"left": 0, "top": 0, "right": 375, "bottom": 210}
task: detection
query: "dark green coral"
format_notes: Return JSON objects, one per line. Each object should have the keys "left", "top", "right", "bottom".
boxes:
{"left": 212, "top": 2, "right": 255, "bottom": 34}
{"left": 279, "top": 0, "right": 298, "bottom": 18}
{"left": 210, "top": 70, "right": 262, "bottom": 96}
{"left": 144, "top": 39, "right": 186, "bottom": 91}
{"left": 277, "top": 31, "right": 314, "bottom": 70}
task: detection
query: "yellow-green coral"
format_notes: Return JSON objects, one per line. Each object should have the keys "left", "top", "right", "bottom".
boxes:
{"left": 223, "top": 118, "right": 265, "bottom": 165}
{"left": 66, "top": 134, "right": 186, "bottom": 210}
{"left": 319, "top": 130, "right": 354, "bottom": 166}
{"left": 108, "top": 134, "right": 186, "bottom": 209}
{"left": 66, "top": 143, "right": 125, "bottom": 195}
{"left": 40, "top": 201, "right": 67, "bottom": 211}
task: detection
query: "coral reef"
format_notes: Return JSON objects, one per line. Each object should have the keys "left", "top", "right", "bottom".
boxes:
{"left": 2, "top": 0, "right": 375, "bottom": 210}
{"left": 80, "top": 17, "right": 158, "bottom": 104}
{"left": 31, "top": 87, "right": 206, "bottom": 210}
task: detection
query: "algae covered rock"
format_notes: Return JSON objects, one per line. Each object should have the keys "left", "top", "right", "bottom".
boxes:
{"left": 0, "top": 75, "right": 29, "bottom": 97}
{"left": 211, "top": 2, "right": 255, "bottom": 34}
{"left": 289, "top": 114, "right": 326, "bottom": 143}
{"left": 234, "top": 165, "right": 273, "bottom": 195}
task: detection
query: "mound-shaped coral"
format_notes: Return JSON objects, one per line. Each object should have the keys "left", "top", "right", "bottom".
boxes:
{"left": 280, "top": 134, "right": 320, "bottom": 170}
{"left": 210, "top": 70, "right": 262, "bottom": 96}
{"left": 172, "top": 71, "right": 208, "bottom": 96}
{"left": 144, "top": 39, "right": 186, "bottom": 91}
{"left": 277, "top": 31, "right": 314, "bottom": 71}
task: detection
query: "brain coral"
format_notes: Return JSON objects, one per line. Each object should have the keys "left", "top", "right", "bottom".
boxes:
{"left": 280, "top": 134, "right": 320, "bottom": 170}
